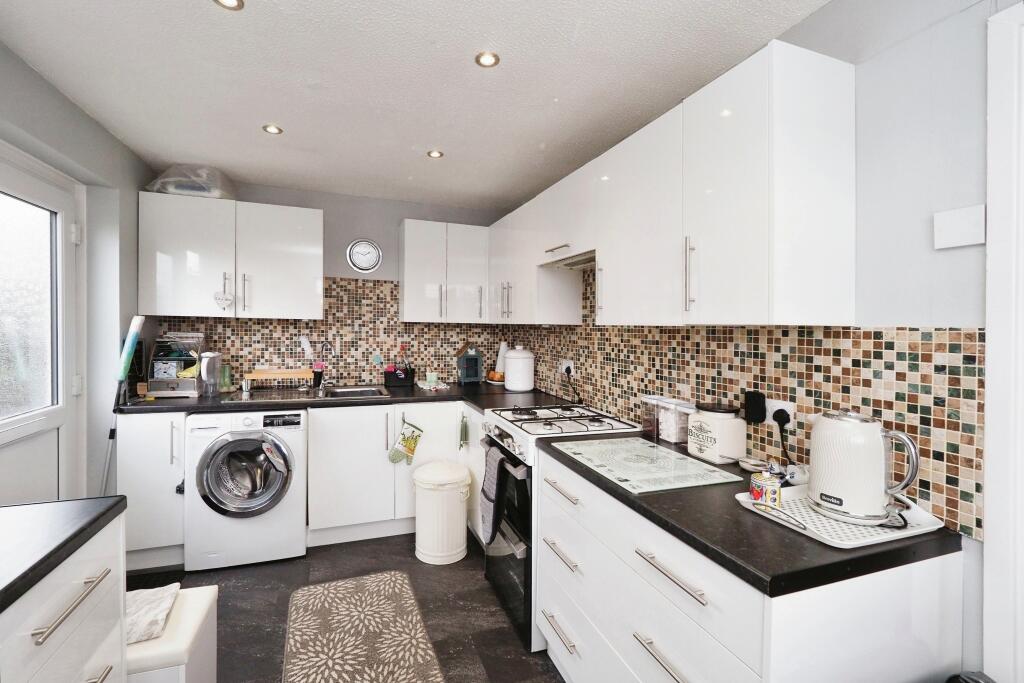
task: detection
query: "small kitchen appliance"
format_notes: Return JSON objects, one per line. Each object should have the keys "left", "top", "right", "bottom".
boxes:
{"left": 454, "top": 342, "right": 485, "bottom": 384}
{"left": 808, "top": 409, "right": 920, "bottom": 525}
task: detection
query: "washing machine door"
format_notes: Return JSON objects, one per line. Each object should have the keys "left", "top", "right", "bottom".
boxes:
{"left": 196, "top": 430, "right": 293, "bottom": 517}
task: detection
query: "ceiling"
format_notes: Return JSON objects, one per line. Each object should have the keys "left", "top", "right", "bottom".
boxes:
{"left": 0, "top": 0, "right": 829, "bottom": 213}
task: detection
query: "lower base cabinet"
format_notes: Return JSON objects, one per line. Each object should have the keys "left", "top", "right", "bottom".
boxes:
{"left": 537, "top": 454, "right": 963, "bottom": 683}
{"left": 0, "top": 513, "right": 127, "bottom": 683}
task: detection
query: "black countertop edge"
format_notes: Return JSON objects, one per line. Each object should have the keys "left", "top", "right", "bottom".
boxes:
{"left": 115, "top": 384, "right": 570, "bottom": 416}
{"left": 0, "top": 496, "right": 127, "bottom": 613}
{"left": 537, "top": 435, "right": 961, "bottom": 597}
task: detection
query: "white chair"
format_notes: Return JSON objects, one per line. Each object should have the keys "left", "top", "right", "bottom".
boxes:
{"left": 127, "top": 585, "right": 218, "bottom": 683}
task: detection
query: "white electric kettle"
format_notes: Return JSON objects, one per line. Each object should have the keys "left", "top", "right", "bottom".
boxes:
{"left": 808, "top": 410, "right": 920, "bottom": 525}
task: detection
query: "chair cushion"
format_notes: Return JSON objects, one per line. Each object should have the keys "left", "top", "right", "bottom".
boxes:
{"left": 127, "top": 585, "right": 218, "bottom": 673}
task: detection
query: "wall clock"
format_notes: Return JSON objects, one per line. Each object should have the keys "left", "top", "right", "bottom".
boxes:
{"left": 346, "top": 239, "right": 383, "bottom": 274}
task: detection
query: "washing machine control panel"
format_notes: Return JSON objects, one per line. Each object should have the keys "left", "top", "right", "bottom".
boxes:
{"left": 263, "top": 413, "right": 302, "bottom": 428}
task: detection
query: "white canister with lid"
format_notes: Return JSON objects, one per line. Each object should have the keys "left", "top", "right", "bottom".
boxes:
{"left": 503, "top": 345, "right": 535, "bottom": 392}
{"left": 687, "top": 403, "right": 745, "bottom": 464}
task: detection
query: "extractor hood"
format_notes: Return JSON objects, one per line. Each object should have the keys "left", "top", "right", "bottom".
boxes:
{"left": 545, "top": 249, "right": 596, "bottom": 270}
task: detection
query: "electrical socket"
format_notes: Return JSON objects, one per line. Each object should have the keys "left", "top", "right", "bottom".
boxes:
{"left": 559, "top": 359, "right": 575, "bottom": 376}
{"left": 765, "top": 399, "right": 796, "bottom": 429}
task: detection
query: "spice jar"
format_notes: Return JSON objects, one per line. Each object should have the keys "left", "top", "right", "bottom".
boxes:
{"left": 686, "top": 403, "right": 745, "bottom": 463}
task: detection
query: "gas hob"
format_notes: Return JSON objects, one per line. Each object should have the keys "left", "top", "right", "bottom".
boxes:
{"left": 484, "top": 404, "right": 640, "bottom": 465}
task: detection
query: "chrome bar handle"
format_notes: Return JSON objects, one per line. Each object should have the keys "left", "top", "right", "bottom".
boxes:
{"left": 438, "top": 284, "right": 443, "bottom": 318}
{"left": 543, "top": 537, "right": 579, "bottom": 572}
{"left": 596, "top": 267, "right": 604, "bottom": 311}
{"left": 384, "top": 412, "right": 389, "bottom": 451}
{"left": 500, "top": 282, "right": 506, "bottom": 318}
{"left": 478, "top": 285, "right": 484, "bottom": 319}
{"left": 544, "top": 243, "right": 571, "bottom": 254}
{"left": 544, "top": 478, "right": 579, "bottom": 505}
{"left": 242, "top": 273, "right": 250, "bottom": 311}
{"left": 635, "top": 549, "right": 707, "bottom": 606}
{"left": 506, "top": 282, "right": 512, "bottom": 319}
{"left": 542, "top": 610, "right": 577, "bottom": 655}
{"left": 633, "top": 633, "right": 685, "bottom": 683}
{"left": 684, "top": 236, "right": 696, "bottom": 312}
{"left": 31, "top": 567, "right": 111, "bottom": 645}
{"left": 87, "top": 665, "right": 114, "bottom": 683}
{"left": 169, "top": 421, "right": 175, "bottom": 465}
{"left": 222, "top": 271, "right": 229, "bottom": 294}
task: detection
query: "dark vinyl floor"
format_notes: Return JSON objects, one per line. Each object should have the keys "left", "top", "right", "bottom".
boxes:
{"left": 127, "top": 534, "right": 563, "bottom": 683}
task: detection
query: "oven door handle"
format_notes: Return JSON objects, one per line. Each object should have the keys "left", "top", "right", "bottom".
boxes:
{"left": 495, "top": 521, "right": 529, "bottom": 560}
{"left": 503, "top": 460, "right": 529, "bottom": 481}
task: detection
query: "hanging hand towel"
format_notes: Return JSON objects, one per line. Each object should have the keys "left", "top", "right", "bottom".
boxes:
{"left": 389, "top": 418, "right": 424, "bottom": 465}
{"left": 480, "top": 438, "right": 507, "bottom": 545}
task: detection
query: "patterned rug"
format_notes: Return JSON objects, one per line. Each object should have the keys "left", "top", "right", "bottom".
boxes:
{"left": 282, "top": 571, "right": 445, "bottom": 682}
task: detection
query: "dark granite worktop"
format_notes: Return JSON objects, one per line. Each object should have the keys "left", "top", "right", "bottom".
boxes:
{"left": 116, "top": 382, "right": 568, "bottom": 415}
{"left": 538, "top": 434, "right": 962, "bottom": 597}
{"left": 0, "top": 496, "right": 127, "bottom": 613}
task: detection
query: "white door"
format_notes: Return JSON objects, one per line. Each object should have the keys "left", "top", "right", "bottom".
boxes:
{"left": 488, "top": 216, "right": 512, "bottom": 322}
{"left": 506, "top": 202, "right": 538, "bottom": 324}
{"left": 400, "top": 219, "right": 447, "bottom": 322}
{"left": 445, "top": 223, "right": 488, "bottom": 323}
{"left": 308, "top": 406, "right": 395, "bottom": 529}
{"left": 235, "top": 201, "right": 324, "bottom": 320}
{"left": 0, "top": 151, "right": 81, "bottom": 503}
{"left": 596, "top": 104, "right": 685, "bottom": 325}
{"left": 394, "top": 402, "right": 461, "bottom": 519}
{"left": 116, "top": 412, "right": 185, "bottom": 550}
{"left": 138, "top": 192, "right": 236, "bottom": 317}
{"left": 682, "top": 48, "right": 771, "bottom": 324}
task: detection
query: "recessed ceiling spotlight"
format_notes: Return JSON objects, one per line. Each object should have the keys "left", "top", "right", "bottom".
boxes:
{"left": 213, "top": 0, "right": 244, "bottom": 10}
{"left": 262, "top": 124, "right": 284, "bottom": 135}
{"left": 600, "top": 176, "right": 610, "bottom": 181}
{"left": 427, "top": 149, "right": 444, "bottom": 159}
{"left": 475, "top": 51, "right": 500, "bottom": 68}
{"left": 720, "top": 108, "right": 732, "bottom": 118}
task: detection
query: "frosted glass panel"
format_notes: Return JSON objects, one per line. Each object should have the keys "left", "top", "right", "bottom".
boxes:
{"left": 0, "top": 191, "right": 55, "bottom": 420}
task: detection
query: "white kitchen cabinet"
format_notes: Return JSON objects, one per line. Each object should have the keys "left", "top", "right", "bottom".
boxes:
{"left": 308, "top": 406, "right": 395, "bottom": 530}
{"left": 138, "top": 192, "right": 236, "bottom": 318}
{"left": 394, "top": 402, "right": 463, "bottom": 519}
{"left": 488, "top": 215, "right": 513, "bottom": 322}
{"left": 682, "top": 40, "right": 856, "bottom": 325}
{"left": 593, "top": 103, "right": 685, "bottom": 325}
{"left": 116, "top": 412, "right": 186, "bottom": 552}
{"left": 537, "top": 453, "right": 963, "bottom": 683}
{"left": 399, "top": 219, "right": 488, "bottom": 323}
{"left": 445, "top": 223, "right": 489, "bottom": 323}
{"left": 235, "top": 201, "right": 324, "bottom": 320}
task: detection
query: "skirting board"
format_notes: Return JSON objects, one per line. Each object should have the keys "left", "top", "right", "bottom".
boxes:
{"left": 128, "top": 545, "right": 184, "bottom": 571}
{"left": 307, "top": 518, "right": 416, "bottom": 547}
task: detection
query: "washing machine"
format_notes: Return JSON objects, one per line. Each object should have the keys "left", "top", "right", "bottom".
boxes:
{"left": 184, "top": 410, "right": 307, "bottom": 571}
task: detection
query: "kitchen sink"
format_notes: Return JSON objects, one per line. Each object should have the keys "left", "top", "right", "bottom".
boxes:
{"left": 317, "top": 386, "right": 390, "bottom": 399}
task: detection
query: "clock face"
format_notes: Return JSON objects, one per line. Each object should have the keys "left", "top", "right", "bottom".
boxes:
{"left": 346, "top": 239, "right": 382, "bottom": 273}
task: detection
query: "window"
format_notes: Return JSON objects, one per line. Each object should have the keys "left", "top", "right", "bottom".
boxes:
{"left": 0, "top": 191, "right": 57, "bottom": 420}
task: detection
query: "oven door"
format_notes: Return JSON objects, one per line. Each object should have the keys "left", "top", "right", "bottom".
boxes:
{"left": 483, "top": 439, "right": 534, "bottom": 649}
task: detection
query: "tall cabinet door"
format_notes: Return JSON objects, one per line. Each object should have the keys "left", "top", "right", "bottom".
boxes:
{"left": 394, "top": 402, "right": 461, "bottom": 519}
{"left": 445, "top": 223, "right": 488, "bottom": 323}
{"left": 235, "top": 201, "right": 324, "bottom": 320}
{"left": 308, "top": 406, "right": 395, "bottom": 529}
{"left": 138, "top": 192, "right": 236, "bottom": 317}
{"left": 595, "top": 104, "right": 685, "bottom": 325}
{"left": 399, "top": 219, "right": 447, "bottom": 322}
{"left": 116, "top": 412, "right": 186, "bottom": 551}
{"left": 682, "top": 48, "right": 771, "bottom": 324}
{"left": 488, "top": 216, "right": 512, "bottom": 322}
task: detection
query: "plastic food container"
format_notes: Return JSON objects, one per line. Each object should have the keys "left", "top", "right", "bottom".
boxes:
{"left": 659, "top": 399, "right": 697, "bottom": 444}
{"left": 503, "top": 346, "right": 535, "bottom": 392}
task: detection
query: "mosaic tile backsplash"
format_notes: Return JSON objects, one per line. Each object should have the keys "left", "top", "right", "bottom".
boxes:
{"left": 159, "top": 274, "right": 985, "bottom": 539}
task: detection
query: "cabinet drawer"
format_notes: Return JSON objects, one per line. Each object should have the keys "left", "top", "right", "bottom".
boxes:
{"left": 29, "top": 576, "right": 125, "bottom": 683}
{"left": 0, "top": 516, "right": 124, "bottom": 683}
{"left": 536, "top": 573, "right": 639, "bottom": 683}
{"left": 541, "top": 455, "right": 764, "bottom": 672}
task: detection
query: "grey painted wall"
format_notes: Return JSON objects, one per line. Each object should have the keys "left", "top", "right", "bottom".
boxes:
{"left": 783, "top": 0, "right": 1013, "bottom": 328}
{"left": 234, "top": 182, "right": 503, "bottom": 281}
{"left": 0, "top": 40, "right": 153, "bottom": 495}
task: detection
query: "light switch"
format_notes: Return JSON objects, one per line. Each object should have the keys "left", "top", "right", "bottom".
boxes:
{"left": 933, "top": 204, "right": 986, "bottom": 250}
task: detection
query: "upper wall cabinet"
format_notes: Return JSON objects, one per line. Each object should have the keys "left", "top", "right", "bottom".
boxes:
{"left": 235, "top": 201, "right": 324, "bottom": 320}
{"left": 593, "top": 103, "right": 685, "bottom": 325}
{"left": 682, "top": 40, "right": 856, "bottom": 326}
{"left": 138, "top": 192, "right": 324, "bottom": 319}
{"left": 399, "top": 219, "right": 488, "bottom": 323}
{"left": 138, "top": 192, "right": 237, "bottom": 318}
